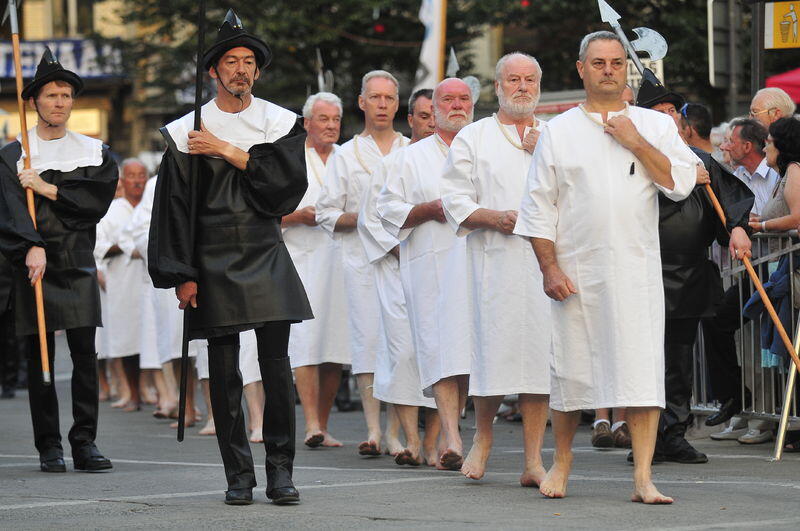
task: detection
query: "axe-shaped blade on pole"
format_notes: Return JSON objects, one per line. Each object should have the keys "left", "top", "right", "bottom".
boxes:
{"left": 631, "top": 27, "right": 668, "bottom": 62}
{"left": 598, "top": 0, "right": 643, "bottom": 73}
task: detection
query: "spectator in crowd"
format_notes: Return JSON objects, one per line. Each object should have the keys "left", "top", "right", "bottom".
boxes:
{"left": 749, "top": 88, "right": 797, "bottom": 129}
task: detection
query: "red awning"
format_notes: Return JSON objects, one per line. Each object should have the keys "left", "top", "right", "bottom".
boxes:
{"left": 766, "top": 68, "right": 800, "bottom": 103}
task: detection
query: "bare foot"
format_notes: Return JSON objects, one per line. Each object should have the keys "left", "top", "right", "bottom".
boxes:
{"left": 122, "top": 401, "right": 141, "bottom": 413}
{"left": 305, "top": 431, "right": 324, "bottom": 448}
{"left": 631, "top": 480, "right": 673, "bottom": 504}
{"left": 169, "top": 417, "right": 196, "bottom": 429}
{"left": 358, "top": 440, "right": 381, "bottom": 456}
{"left": 111, "top": 396, "right": 130, "bottom": 408}
{"left": 395, "top": 448, "right": 422, "bottom": 466}
{"left": 198, "top": 419, "right": 215, "bottom": 436}
{"left": 384, "top": 436, "right": 404, "bottom": 457}
{"left": 539, "top": 454, "right": 573, "bottom": 499}
{"left": 520, "top": 463, "right": 547, "bottom": 488}
{"left": 461, "top": 436, "right": 492, "bottom": 480}
{"left": 438, "top": 448, "right": 463, "bottom": 470}
{"left": 321, "top": 432, "right": 343, "bottom": 447}
{"left": 98, "top": 391, "right": 110, "bottom": 402}
{"left": 424, "top": 447, "right": 439, "bottom": 467}
{"left": 249, "top": 428, "right": 263, "bottom": 443}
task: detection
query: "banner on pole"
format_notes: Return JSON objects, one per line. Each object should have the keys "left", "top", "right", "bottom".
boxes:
{"left": 413, "top": 0, "right": 444, "bottom": 92}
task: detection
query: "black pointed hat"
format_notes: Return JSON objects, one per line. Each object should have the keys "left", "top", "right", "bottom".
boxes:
{"left": 635, "top": 68, "right": 685, "bottom": 110}
{"left": 21, "top": 47, "right": 84, "bottom": 100}
{"left": 201, "top": 9, "right": 271, "bottom": 71}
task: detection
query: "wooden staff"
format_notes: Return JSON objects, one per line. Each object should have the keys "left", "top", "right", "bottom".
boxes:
{"left": 177, "top": 0, "right": 206, "bottom": 442}
{"left": 704, "top": 183, "right": 800, "bottom": 375}
{"left": 6, "top": 0, "right": 50, "bottom": 385}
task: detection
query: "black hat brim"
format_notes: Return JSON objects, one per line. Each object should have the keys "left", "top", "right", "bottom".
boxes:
{"left": 22, "top": 70, "right": 84, "bottom": 101}
{"left": 202, "top": 35, "right": 271, "bottom": 71}
{"left": 637, "top": 91, "right": 685, "bottom": 111}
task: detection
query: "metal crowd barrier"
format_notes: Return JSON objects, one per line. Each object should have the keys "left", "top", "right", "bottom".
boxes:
{"left": 691, "top": 231, "right": 800, "bottom": 460}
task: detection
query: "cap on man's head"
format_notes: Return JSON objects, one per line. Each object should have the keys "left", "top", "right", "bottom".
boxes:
{"left": 22, "top": 47, "right": 84, "bottom": 100}
{"left": 635, "top": 69, "right": 685, "bottom": 110}
{"left": 201, "top": 9, "right": 272, "bottom": 71}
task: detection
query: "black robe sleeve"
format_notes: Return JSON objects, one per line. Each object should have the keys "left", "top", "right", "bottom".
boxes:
{"left": 692, "top": 148, "right": 754, "bottom": 245}
{"left": 241, "top": 120, "right": 308, "bottom": 218}
{"left": 148, "top": 145, "right": 198, "bottom": 289}
{"left": 50, "top": 148, "right": 118, "bottom": 231}
{"left": 0, "top": 146, "right": 46, "bottom": 266}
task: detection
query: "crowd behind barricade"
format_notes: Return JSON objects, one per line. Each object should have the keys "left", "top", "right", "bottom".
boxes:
{"left": 1, "top": 17, "right": 800, "bottom": 506}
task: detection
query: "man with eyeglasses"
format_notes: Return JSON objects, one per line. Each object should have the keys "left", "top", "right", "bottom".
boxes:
{"left": 749, "top": 87, "right": 797, "bottom": 129}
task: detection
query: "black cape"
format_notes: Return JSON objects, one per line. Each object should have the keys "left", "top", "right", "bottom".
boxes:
{"left": 148, "top": 116, "right": 313, "bottom": 340}
{"left": 0, "top": 253, "right": 11, "bottom": 313}
{"left": 659, "top": 147, "right": 754, "bottom": 319}
{"left": 0, "top": 142, "right": 118, "bottom": 335}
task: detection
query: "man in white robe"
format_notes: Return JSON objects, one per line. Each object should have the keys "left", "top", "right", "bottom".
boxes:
{"left": 282, "top": 92, "right": 350, "bottom": 449}
{"left": 514, "top": 32, "right": 695, "bottom": 504}
{"left": 440, "top": 53, "right": 551, "bottom": 487}
{"left": 376, "top": 78, "right": 473, "bottom": 470}
{"left": 359, "top": 88, "right": 440, "bottom": 466}
{"left": 316, "top": 70, "right": 409, "bottom": 456}
{"left": 94, "top": 159, "right": 148, "bottom": 412}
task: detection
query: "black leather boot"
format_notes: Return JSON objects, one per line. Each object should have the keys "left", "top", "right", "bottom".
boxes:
{"left": 207, "top": 343, "right": 257, "bottom": 495}
{"left": 260, "top": 356, "right": 299, "bottom": 505}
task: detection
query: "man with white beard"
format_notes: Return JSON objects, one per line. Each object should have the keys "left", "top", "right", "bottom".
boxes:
{"left": 358, "top": 89, "right": 439, "bottom": 466}
{"left": 282, "top": 92, "right": 351, "bottom": 448}
{"left": 316, "top": 71, "right": 409, "bottom": 456}
{"left": 376, "top": 78, "right": 473, "bottom": 470}
{"left": 440, "top": 53, "right": 551, "bottom": 486}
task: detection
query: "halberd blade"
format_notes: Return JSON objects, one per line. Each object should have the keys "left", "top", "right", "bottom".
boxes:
{"left": 631, "top": 27, "right": 668, "bottom": 62}
{"left": 598, "top": 0, "right": 621, "bottom": 26}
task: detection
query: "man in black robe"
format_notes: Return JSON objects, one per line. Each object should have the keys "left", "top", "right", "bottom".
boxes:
{"left": 0, "top": 49, "right": 118, "bottom": 472}
{"left": 0, "top": 253, "right": 22, "bottom": 399}
{"left": 149, "top": 10, "right": 312, "bottom": 506}
{"left": 637, "top": 83, "right": 754, "bottom": 463}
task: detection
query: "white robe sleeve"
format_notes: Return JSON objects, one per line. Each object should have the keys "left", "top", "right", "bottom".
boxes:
{"left": 119, "top": 181, "right": 155, "bottom": 266}
{"left": 514, "top": 125, "right": 559, "bottom": 243}
{"left": 94, "top": 202, "right": 119, "bottom": 264}
{"left": 652, "top": 118, "right": 696, "bottom": 201}
{"left": 357, "top": 157, "right": 400, "bottom": 263}
{"left": 441, "top": 129, "right": 481, "bottom": 237}
{"left": 315, "top": 150, "right": 348, "bottom": 239}
{"left": 376, "top": 152, "right": 414, "bottom": 241}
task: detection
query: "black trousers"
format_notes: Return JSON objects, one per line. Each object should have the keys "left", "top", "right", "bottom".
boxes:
{"left": 660, "top": 318, "right": 700, "bottom": 443}
{"left": 25, "top": 327, "right": 99, "bottom": 455}
{"left": 702, "top": 281, "right": 753, "bottom": 403}
{"left": 207, "top": 321, "right": 295, "bottom": 491}
{"left": 0, "top": 307, "right": 21, "bottom": 392}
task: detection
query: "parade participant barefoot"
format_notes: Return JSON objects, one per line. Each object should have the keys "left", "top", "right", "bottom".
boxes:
{"left": 305, "top": 431, "right": 324, "bottom": 448}
{"left": 519, "top": 32, "right": 695, "bottom": 504}
{"left": 199, "top": 416, "right": 216, "bottom": 436}
{"left": 461, "top": 434, "right": 493, "bottom": 480}
{"left": 383, "top": 404, "right": 403, "bottom": 456}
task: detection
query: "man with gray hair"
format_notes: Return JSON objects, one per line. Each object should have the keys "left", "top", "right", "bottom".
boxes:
{"left": 515, "top": 31, "right": 695, "bottom": 503}
{"left": 283, "top": 92, "right": 351, "bottom": 449}
{"left": 95, "top": 158, "right": 149, "bottom": 411}
{"left": 316, "top": 71, "right": 409, "bottom": 456}
{"left": 749, "top": 87, "right": 796, "bottom": 129}
{"left": 440, "top": 53, "right": 551, "bottom": 486}
{"left": 377, "top": 77, "right": 474, "bottom": 469}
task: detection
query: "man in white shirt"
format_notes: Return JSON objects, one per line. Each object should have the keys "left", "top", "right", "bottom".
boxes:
{"left": 440, "top": 53, "right": 551, "bottom": 486}
{"left": 283, "top": 92, "right": 350, "bottom": 449}
{"left": 515, "top": 31, "right": 695, "bottom": 503}
{"left": 316, "top": 71, "right": 409, "bottom": 456}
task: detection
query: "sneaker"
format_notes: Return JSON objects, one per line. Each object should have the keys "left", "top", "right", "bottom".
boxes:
{"left": 710, "top": 418, "right": 748, "bottom": 441}
{"left": 612, "top": 423, "right": 632, "bottom": 448}
{"left": 591, "top": 421, "right": 614, "bottom": 448}
{"left": 737, "top": 428, "right": 774, "bottom": 445}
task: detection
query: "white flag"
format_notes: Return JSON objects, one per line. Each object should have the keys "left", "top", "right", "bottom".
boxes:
{"left": 413, "top": 0, "right": 445, "bottom": 92}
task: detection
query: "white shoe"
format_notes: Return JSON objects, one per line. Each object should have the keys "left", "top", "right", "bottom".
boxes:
{"left": 737, "top": 428, "right": 774, "bottom": 444}
{"left": 710, "top": 424, "right": 748, "bottom": 441}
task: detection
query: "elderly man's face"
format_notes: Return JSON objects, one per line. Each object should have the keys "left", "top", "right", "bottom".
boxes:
{"left": 210, "top": 47, "right": 260, "bottom": 97}
{"left": 304, "top": 100, "right": 341, "bottom": 146}
{"left": 359, "top": 77, "right": 399, "bottom": 130}
{"left": 408, "top": 96, "right": 435, "bottom": 140}
{"left": 434, "top": 79, "right": 473, "bottom": 133}
{"left": 577, "top": 39, "right": 627, "bottom": 98}
{"left": 122, "top": 163, "right": 147, "bottom": 202}
{"left": 495, "top": 56, "right": 540, "bottom": 115}
{"left": 749, "top": 94, "right": 779, "bottom": 128}
{"left": 721, "top": 126, "right": 754, "bottom": 166}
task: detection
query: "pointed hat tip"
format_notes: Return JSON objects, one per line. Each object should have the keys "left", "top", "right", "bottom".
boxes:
{"left": 42, "top": 46, "right": 58, "bottom": 64}
{"left": 223, "top": 9, "right": 243, "bottom": 29}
